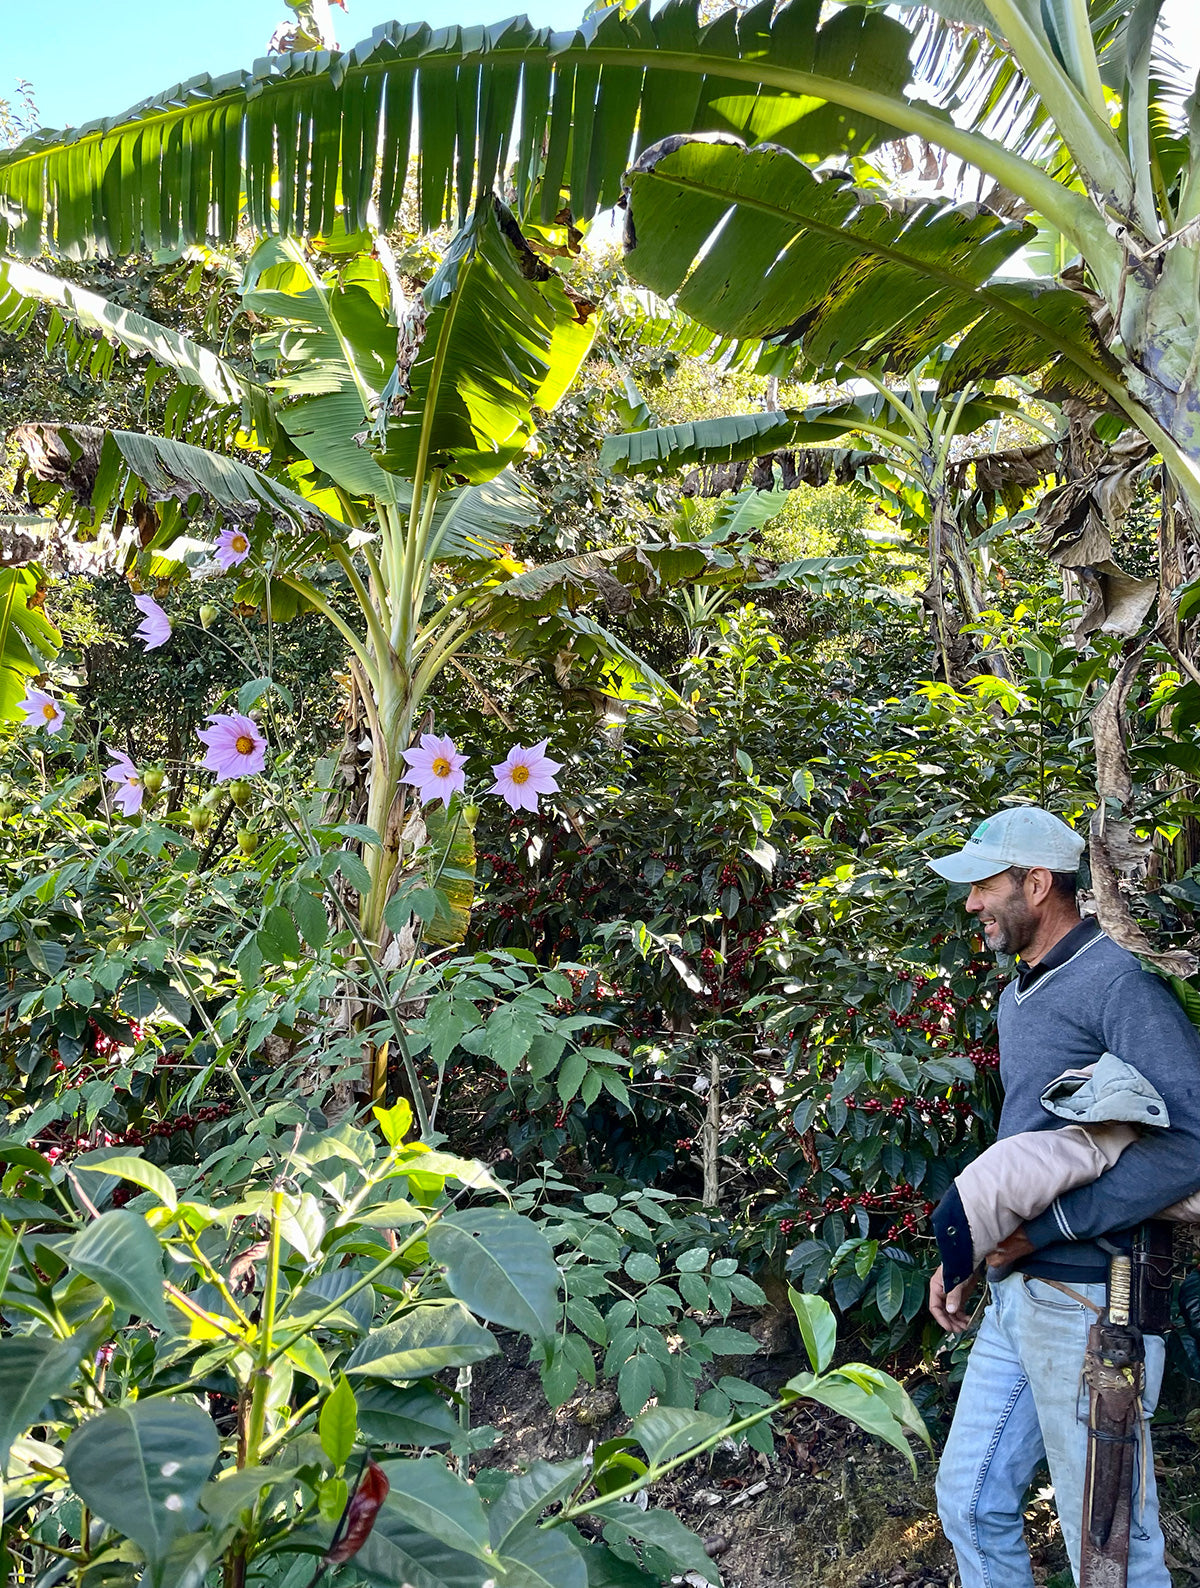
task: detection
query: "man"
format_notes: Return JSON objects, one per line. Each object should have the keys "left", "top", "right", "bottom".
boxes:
{"left": 926, "top": 805, "right": 1200, "bottom": 1588}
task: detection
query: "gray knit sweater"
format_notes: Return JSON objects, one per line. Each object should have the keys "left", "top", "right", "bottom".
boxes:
{"left": 994, "top": 922, "right": 1200, "bottom": 1282}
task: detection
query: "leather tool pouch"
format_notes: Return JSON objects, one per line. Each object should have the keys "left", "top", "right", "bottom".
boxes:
{"left": 1132, "top": 1220, "right": 1174, "bottom": 1335}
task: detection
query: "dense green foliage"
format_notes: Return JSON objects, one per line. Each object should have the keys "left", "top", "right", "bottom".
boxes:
{"left": 6, "top": 0, "right": 1200, "bottom": 1577}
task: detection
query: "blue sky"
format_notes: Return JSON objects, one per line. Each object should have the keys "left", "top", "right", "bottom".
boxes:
{"left": 6, "top": 0, "right": 1199, "bottom": 136}
{"left": 4, "top": 0, "right": 583, "bottom": 131}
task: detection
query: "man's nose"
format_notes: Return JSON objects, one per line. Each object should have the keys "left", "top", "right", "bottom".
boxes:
{"left": 965, "top": 887, "right": 982, "bottom": 914}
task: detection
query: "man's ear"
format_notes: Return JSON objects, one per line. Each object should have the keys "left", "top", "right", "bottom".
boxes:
{"left": 1025, "top": 866, "right": 1054, "bottom": 904}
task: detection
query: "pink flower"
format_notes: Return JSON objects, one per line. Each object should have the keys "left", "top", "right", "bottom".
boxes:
{"left": 18, "top": 687, "right": 66, "bottom": 734}
{"left": 197, "top": 712, "right": 267, "bottom": 780}
{"left": 104, "top": 749, "right": 144, "bottom": 816}
{"left": 489, "top": 740, "right": 562, "bottom": 813}
{"left": 133, "top": 594, "right": 172, "bottom": 651}
{"left": 401, "top": 733, "right": 467, "bottom": 808}
{"left": 215, "top": 527, "right": 251, "bottom": 569}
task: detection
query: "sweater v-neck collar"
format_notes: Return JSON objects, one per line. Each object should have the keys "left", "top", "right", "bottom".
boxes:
{"left": 1013, "top": 916, "right": 1102, "bottom": 1003}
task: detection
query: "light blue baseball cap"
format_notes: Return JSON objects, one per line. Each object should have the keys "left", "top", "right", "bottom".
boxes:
{"left": 928, "top": 806, "right": 1085, "bottom": 884}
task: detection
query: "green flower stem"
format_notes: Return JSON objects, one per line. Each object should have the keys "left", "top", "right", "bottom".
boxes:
{"left": 277, "top": 799, "right": 430, "bottom": 1134}
{"left": 242, "top": 1189, "right": 285, "bottom": 1467}
{"left": 51, "top": 804, "right": 262, "bottom": 1122}
{"left": 258, "top": 1394, "right": 320, "bottom": 1460}
{"left": 178, "top": 1232, "right": 254, "bottom": 1330}
{"left": 264, "top": 1201, "right": 449, "bottom": 1367}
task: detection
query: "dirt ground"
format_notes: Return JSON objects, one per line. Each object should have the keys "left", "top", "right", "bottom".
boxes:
{"left": 469, "top": 1331, "right": 1200, "bottom": 1588}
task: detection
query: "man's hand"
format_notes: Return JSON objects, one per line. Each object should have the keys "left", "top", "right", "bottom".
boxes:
{"left": 986, "top": 1225, "right": 1034, "bottom": 1267}
{"left": 929, "top": 1263, "right": 978, "bottom": 1334}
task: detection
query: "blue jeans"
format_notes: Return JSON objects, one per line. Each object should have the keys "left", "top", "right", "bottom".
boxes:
{"left": 936, "top": 1272, "right": 1169, "bottom": 1588}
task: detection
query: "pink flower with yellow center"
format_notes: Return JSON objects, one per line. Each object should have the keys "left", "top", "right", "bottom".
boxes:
{"left": 401, "top": 733, "right": 467, "bottom": 808}
{"left": 490, "top": 739, "right": 562, "bottom": 813}
{"left": 196, "top": 712, "right": 267, "bottom": 781}
{"left": 104, "top": 749, "right": 144, "bottom": 816}
{"left": 215, "top": 527, "right": 252, "bottom": 569}
{"left": 133, "top": 594, "right": 172, "bottom": 651}
{"left": 18, "top": 687, "right": 66, "bottom": 734}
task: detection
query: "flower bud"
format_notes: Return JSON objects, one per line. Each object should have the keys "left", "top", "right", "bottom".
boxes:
{"left": 462, "top": 802, "right": 479, "bottom": 830}
{"left": 199, "top": 604, "right": 219, "bottom": 630}
{"left": 229, "top": 779, "right": 254, "bottom": 810}
{"left": 236, "top": 828, "right": 260, "bottom": 856}
{"left": 201, "top": 786, "right": 225, "bottom": 811}
{"left": 188, "top": 806, "right": 212, "bottom": 834}
{"left": 142, "top": 767, "right": 165, "bottom": 796}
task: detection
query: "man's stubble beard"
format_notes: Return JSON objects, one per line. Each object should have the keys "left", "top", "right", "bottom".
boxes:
{"left": 987, "top": 890, "right": 1037, "bottom": 956}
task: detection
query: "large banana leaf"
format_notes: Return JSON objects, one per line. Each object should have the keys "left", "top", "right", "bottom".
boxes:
{"left": 372, "top": 200, "right": 595, "bottom": 487}
{"left": 621, "top": 136, "right": 1116, "bottom": 399}
{"left": 707, "top": 481, "right": 793, "bottom": 540}
{"left": 0, "top": 3, "right": 924, "bottom": 258}
{"left": 601, "top": 391, "right": 1023, "bottom": 476}
{"left": 0, "top": 567, "right": 61, "bottom": 721}
{"left": 473, "top": 532, "right": 758, "bottom": 628}
{"left": 0, "top": 258, "right": 251, "bottom": 410}
{"left": 242, "top": 240, "right": 401, "bottom": 499}
{"left": 428, "top": 471, "right": 540, "bottom": 563}
{"left": 14, "top": 425, "right": 346, "bottom": 552}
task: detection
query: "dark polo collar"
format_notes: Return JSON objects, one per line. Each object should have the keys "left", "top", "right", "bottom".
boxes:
{"left": 1014, "top": 915, "right": 1101, "bottom": 994}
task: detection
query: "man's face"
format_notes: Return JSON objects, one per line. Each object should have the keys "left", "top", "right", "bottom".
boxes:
{"left": 964, "top": 869, "right": 1036, "bottom": 955}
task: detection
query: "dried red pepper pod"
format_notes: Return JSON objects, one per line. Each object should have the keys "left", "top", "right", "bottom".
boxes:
{"left": 324, "top": 1458, "right": 390, "bottom": 1564}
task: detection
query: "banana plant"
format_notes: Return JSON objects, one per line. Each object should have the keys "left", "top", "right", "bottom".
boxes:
{"left": 6, "top": 204, "right": 758, "bottom": 952}
{"left": 1, "top": 0, "right": 1198, "bottom": 522}
{"left": 603, "top": 373, "right": 1077, "bottom": 680}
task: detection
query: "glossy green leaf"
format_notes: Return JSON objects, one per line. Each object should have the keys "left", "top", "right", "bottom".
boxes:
{"left": 789, "top": 1288, "right": 837, "bottom": 1374}
{"left": 345, "top": 1302, "right": 498, "bottom": 1379}
{"left": 784, "top": 1369, "right": 918, "bottom": 1473}
{"left": 875, "top": 1262, "right": 906, "bottom": 1323}
{"left": 622, "top": 137, "right": 1114, "bottom": 400}
{"left": 487, "top": 1456, "right": 588, "bottom": 1549}
{"left": 498, "top": 1524, "right": 588, "bottom": 1588}
{"left": 14, "top": 425, "right": 345, "bottom": 553}
{"left": 356, "top": 1384, "right": 461, "bottom": 1447}
{"left": 75, "top": 1154, "right": 177, "bottom": 1210}
{"left": 351, "top": 1500, "right": 491, "bottom": 1588}
{"left": 373, "top": 200, "right": 595, "bottom": 488}
{"left": 69, "top": 1209, "right": 168, "bottom": 1327}
{"left": 378, "top": 1458, "right": 492, "bottom": 1561}
{"left": 0, "top": 1331, "right": 88, "bottom": 1471}
{"left": 600, "top": 391, "right": 1018, "bottom": 477}
{"left": 427, "top": 1209, "right": 560, "bottom": 1341}
{"left": 0, "top": 256, "right": 252, "bottom": 408}
{"left": 593, "top": 1501, "right": 719, "bottom": 1585}
{"left": 286, "top": 1331, "right": 333, "bottom": 1388}
{"left": 319, "top": 1375, "right": 358, "bottom": 1469}
{"left": 64, "top": 1401, "right": 220, "bottom": 1566}
{"left": 373, "top": 1099, "right": 414, "bottom": 1147}
{"left": 629, "top": 1407, "right": 725, "bottom": 1467}
{"left": 241, "top": 238, "right": 399, "bottom": 498}
{"left": 0, "top": 3, "right": 913, "bottom": 257}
